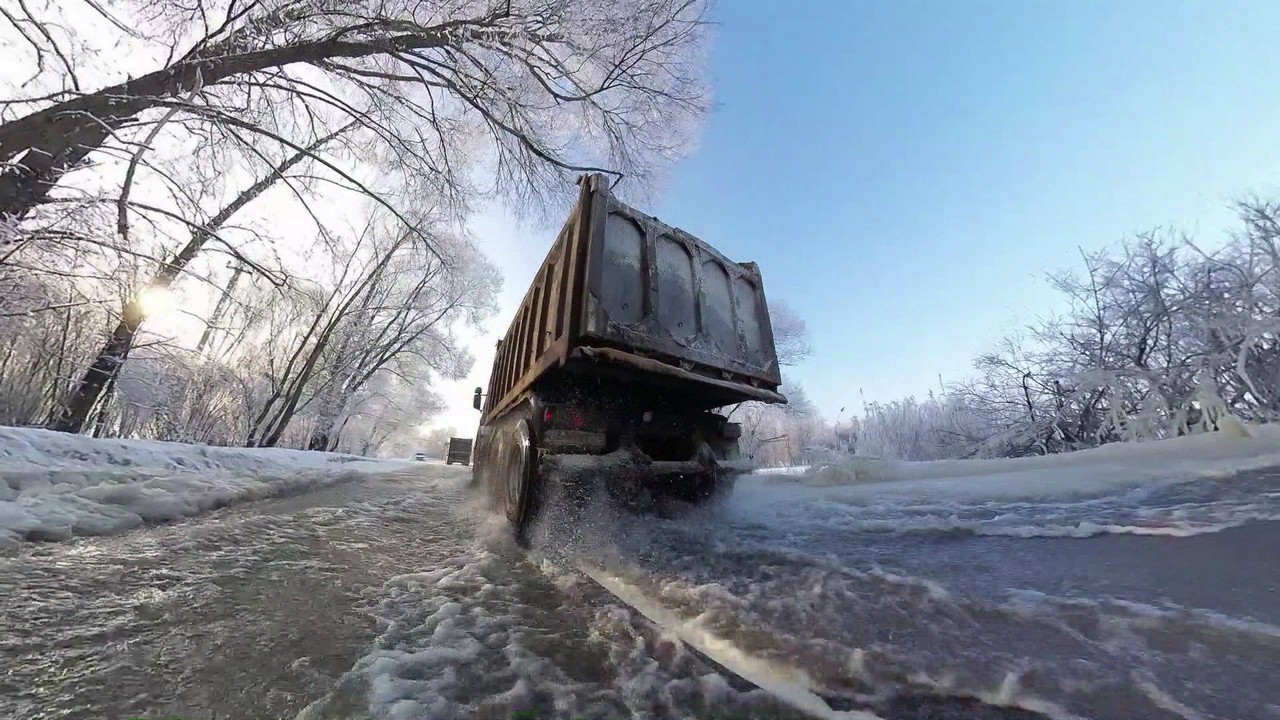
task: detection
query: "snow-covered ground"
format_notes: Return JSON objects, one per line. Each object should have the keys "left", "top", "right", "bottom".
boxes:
{"left": 751, "top": 422, "right": 1280, "bottom": 538}
{"left": 778, "top": 419, "right": 1279, "bottom": 492}
{"left": 5, "top": 423, "right": 1280, "bottom": 719}
{"left": 751, "top": 465, "right": 812, "bottom": 475}
{"left": 0, "top": 427, "right": 412, "bottom": 550}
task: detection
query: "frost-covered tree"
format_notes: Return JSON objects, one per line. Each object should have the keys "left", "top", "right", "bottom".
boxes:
{"left": 243, "top": 208, "right": 499, "bottom": 448}
{"left": 811, "top": 200, "right": 1280, "bottom": 463}
{"left": 867, "top": 202, "right": 1280, "bottom": 459}
{"left": 0, "top": 0, "right": 707, "bottom": 448}
{"left": 852, "top": 394, "right": 983, "bottom": 461}
{"left": 770, "top": 299, "right": 812, "bottom": 367}
{"left": 730, "top": 300, "right": 817, "bottom": 465}
{"left": 421, "top": 424, "right": 462, "bottom": 458}
{"left": 49, "top": 127, "right": 352, "bottom": 434}
{"left": 0, "top": 0, "right": 709, "bottom": 226}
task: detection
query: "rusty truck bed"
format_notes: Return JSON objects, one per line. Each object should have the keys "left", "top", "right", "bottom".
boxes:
{"left": 480, "top": 174, "right": 784, "bottom": 423}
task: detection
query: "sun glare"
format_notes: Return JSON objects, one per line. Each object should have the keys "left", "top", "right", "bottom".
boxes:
{"left": 133, "top": 286, "right": 208, "bottom": 344}
{"left": 137, "top": 286, "right": 174, "bottom": 319}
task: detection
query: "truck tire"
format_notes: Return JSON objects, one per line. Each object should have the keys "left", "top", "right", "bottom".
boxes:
{"left": 680, "top": 440, "right": 740, "bottom": 506}
{"left": 502, "top": 416, "right": 539, "bottom": 540}
{"left": 679, "top": 470, "right": 734, "bottom": 506}
{"left": 470, "top": 435, "right": 491, "bottom": 488}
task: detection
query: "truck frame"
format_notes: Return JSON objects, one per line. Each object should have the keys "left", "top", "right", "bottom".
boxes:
{"left": 472, "top": 174, "right": 786, "bottom": 535}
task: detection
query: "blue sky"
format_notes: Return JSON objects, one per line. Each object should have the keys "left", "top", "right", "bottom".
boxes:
{"left": 644, "top": 0, "right": 1280, "bottom": 419}
{"left": 439, "top": 0, "right": 1280, "bottom": 429}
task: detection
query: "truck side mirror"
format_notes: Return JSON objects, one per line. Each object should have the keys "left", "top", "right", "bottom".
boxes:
{"left": 473, "top": 387, "right": 483, "bottom": 410}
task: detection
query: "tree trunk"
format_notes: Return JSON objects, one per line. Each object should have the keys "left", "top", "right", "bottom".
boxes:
{"left": 329, "top": 415, "right": 353, "bottom": 452}
{"left": 196, "top": 264, "right": 247, "bottom": 355}
{"left": 91, "top": 373, "right": 119, "bottom": 438}
{"left": 307, "top": 407, "right": 354, "bottom": 453}
{"left": 307, "top": 411, "right": 339, "bottom": 452}
{"left": 43, "top": 293, "right": 74, "bottom": 423}
{"left": 307, "top": 430, "right": 330, "bottom": 451}
{"left": 49, "top": 304, "right": 143, "bottom": 433}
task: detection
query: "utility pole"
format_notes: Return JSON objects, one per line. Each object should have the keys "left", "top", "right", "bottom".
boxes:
{"left": 196, "top": 262, "right": 247, "bottom": 356}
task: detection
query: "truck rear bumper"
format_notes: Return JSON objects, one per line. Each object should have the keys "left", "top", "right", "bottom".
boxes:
{"left": 540, "top": 442, "right": 754, "bottom": 483}
{"left": 575, "top": 347, "right": 787, "bottom": 405}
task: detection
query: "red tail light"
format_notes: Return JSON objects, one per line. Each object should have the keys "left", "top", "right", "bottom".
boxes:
{"left": 543, "top": 405, "right": 588, "bottom": 429}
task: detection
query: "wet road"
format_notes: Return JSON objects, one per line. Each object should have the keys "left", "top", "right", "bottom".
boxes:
{"left": 2, "top": 464, "right": 1277, "bottom": 719}
{"left": 2, "top": 466, "right": 820, "bottom": 720}
{"left": 0, "top": 468, "right": 472, "bottom": 719}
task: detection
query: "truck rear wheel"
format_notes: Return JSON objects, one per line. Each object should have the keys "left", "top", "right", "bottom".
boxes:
{"left": 670, "top": 469, "right": 736, "bottom": 506}
{"left": 502, "top": 417, "right": 539, "bottom": 539}
{"left": 664, "top": 439, "right": 741, "bottom": 507}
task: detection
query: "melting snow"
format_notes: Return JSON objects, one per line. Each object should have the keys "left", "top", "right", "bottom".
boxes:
{"left": 773, "top": 423, "right": 1280, "bottom": 497}
{"left": 743, "top": 424, "right": 1280, "bottom": 539}
{"left": 0, "top": 427, "right": 410, "bottom": 550}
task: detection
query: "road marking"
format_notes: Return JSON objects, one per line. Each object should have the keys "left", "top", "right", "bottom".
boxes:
{"left": 576, "top": 562, "right": 883, "bottom": 720}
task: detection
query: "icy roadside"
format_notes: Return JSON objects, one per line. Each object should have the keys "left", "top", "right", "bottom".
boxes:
{"left": 767, "top": 421, "right": 1280, "bottom": 497}
{"left": 752, "top": 465, "right": 812, "bottom": 476}
{"left": 742, "top": 422, "right": 1280, "bottom": 538}
{"left": 0, "top": 426, "right": 415, "bottom": 551}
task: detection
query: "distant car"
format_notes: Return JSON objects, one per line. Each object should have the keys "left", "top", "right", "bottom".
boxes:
{"left": 412, "top": 452, "right": 428, "bottom": 462}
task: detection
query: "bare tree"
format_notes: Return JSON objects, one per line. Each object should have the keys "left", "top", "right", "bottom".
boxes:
{"left": 770, "top": 299, "right": 812, "bottom": 367}
{"left": 244, "top": 211, "right": 497, "bottom": 448}
{"left": 50, "top": 126, "right": 349, "bottom": 433}
{"left": 0, "top": 0, "right": 709, "bottom": 228}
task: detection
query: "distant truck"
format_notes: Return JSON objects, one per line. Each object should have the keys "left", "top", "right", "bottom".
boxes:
{"left": 445, "top": 437, "right": 473, "bottom": 466}
{"left": 471, "top": 174, "right": 786, "bottom": 535}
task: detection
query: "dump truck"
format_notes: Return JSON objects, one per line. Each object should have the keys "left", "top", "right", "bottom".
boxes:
{"left": 445, "top": 437, "right": 473, "bottom": 466}
{"left": 471, "top": 173, "right": 786, "bottom": 535}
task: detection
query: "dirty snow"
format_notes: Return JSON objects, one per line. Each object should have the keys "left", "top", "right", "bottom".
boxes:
{"left": 0, "top": 426, "right": 409, "bottom": 550}
{"left": 6, "top": 422, "right": 1279, "bottom": 719}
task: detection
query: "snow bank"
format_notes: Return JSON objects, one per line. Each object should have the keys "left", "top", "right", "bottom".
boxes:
{"left": 772, "top": 422, "right": 1280, "bottom": 500}
{"left": 0, "top": 427, "right": 413, "bottom": 550}
{"left": 752, "top": 465, "right": 811, "bottom": 476}
{"left": 735, "top": 424, "right": 1280, "bottom": 539}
